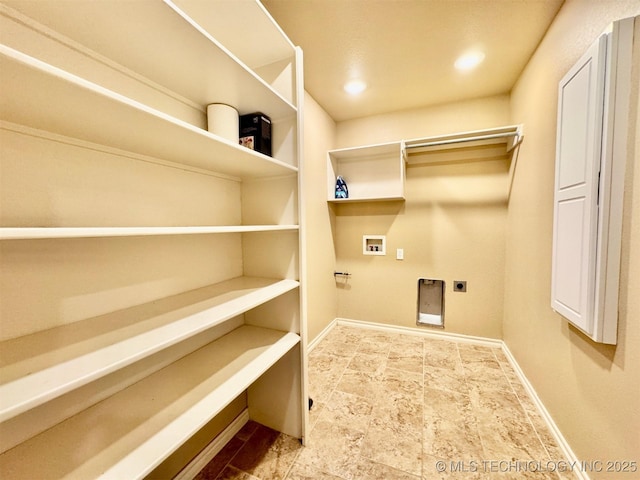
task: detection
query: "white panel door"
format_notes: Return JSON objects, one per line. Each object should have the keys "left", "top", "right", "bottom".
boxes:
{"left": 551, "top": 35, "right": 607, "bottom": 334}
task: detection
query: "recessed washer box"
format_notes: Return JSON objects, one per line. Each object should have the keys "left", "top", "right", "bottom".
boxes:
{"left": 363, "top": 235, "right": 386, "bottom": 255}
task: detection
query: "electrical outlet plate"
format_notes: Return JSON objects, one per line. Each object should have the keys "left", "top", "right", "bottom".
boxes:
{"left": 453, "top": 280, "right": 467, "bottom": 292}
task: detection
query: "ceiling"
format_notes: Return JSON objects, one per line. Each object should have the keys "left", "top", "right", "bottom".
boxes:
{"left": 261, "top": 0, "right": 564, "bottom": 122}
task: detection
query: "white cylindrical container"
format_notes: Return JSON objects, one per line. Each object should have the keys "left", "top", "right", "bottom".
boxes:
{"left": 206, "top": 103, "right": 239, "bottom": 143}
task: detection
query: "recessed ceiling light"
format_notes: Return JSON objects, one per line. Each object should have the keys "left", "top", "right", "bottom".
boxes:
{"left": 454, "top": 52, "right": 485, "bottom": 71}
{"left": 344, "top": 79, "right": 367, "bottom": 95}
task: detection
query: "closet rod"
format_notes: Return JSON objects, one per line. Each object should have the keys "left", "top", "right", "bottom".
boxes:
{"left": 406, "top": 131, "right": 519, "bottom": 149}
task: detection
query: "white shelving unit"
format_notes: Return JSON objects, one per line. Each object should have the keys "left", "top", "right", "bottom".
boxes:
{"left": 0, "top": 0, "right": 297, "bottom": 119}
{"left": 326, "top": 126, "right": 523, "bottom": 203}
{"left": 0, "top": 326, "right": 299, "bottom": 479}
{"left": 0, "top": 0, "right": 306, "bottom": 477}
{"left": 0, "top": 277, "right": 299, "bottom": 422}
{"left": 0, "top": 47, "right": 296, "bottom": 179}
{"left": 327, "top": 141, "right": 406, "bottom": 202}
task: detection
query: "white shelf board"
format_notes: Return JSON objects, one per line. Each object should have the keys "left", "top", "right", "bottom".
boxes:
{"left": 0, "top": 325, "right": 300, "bottom": 480}
{"left": 0, "top": 225, "right": 299, "bottom": 240}
{"left": 328, "top": 195, "right": 405, "bottom": 204}
{"left": 169, "top": 0, "right": 295, "bottom": 70}
{"left": 0, "top": 45, "right": 296, "bottom": 179}
{"left": 1, "top": 0, "right": 296, "bottom": 117}
{"left": 328, "top": 141, "right": 404, "bottom": 162}
{"left": 0, "top": 277, "right": 299, "bottom": 422}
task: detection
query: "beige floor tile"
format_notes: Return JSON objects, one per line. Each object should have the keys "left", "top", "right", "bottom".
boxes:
{"left": 424, "top": 366, "right": 469, "bottom": 394}
{"left": 194, "top": 437, "right": 245, "bottom": 480}
{"left": 359, "top": 329, "right": 398, "bottom": 343}
{"left": 308, "top": 398, "right": 325, "bottom": 429}
{"left": 458, "top": 345, "right": 502, "bottom": 369}
{"left": 198, "top": 325, "right": 570, "bottom": 480}
{"left": 318, "top": 390, "right": 374, "bottom": 433}
{"left": 347, "top": 351, "right": 388, "bottom": 375}
{"left": 424, "top": 347, "right": 463, "bottom": 371}
{"left": 235, "top": 420, "right": 260, "bottom": 442}
{"left": 388, "top": 348, "right": 424, "bottom": 373}
{"left": 324, "top": 325, "right": 365, "bottom": 346}
{"left": 423, "top": 415, "right": 485, "bottom": 462}
{"left": 336, "top": 369, "right": 384, "bottom": 398}
{"left": 499, "top": 364, "right": 523, "bottom": 386}
{"left": 229, "top": 424, "right": 302, "bottom": 480}
{"left": 468, "top": 385, "right": 523, "bottom": 416}
{"left": 379, "top": 367, "right": 423, "bottom": 402}
{"left": 464, "top": 363, "right": 514, "bottom": 393}
{"left": 491, "top": 467, "right": 560, "bottom": 479}
{"left": 285, "top": 462, "right": 345, "bottom": 480}
{"left": 309, "top": 376, "right": 339, "bottom": 404}
{"left": 357, "top": 339, "right": 392, "bottom": 356}
{"left": 361, "top": 422, "right": 423, "bottom": 477}
{"left": 422, "top": 454, "right": 486, "bottom": 480}
{"left": 423, "top": 386, "right": 472, "bottom": 420}
{"left": 309, "top": 351, "right": 351, "bottom": 374}
{"left": 308, "top": 353, "right": 350, "bottom": 403}
{"left": 391, "top": 336, "right": 425, "bottom": 353}
{"left": 315, "top": 340, "right": 358, "bottom": 358}
{"left": 424, "top": 337, "right": 459, "bottom": 352}
{"left": 476, "top": 412, "right": 550, "bottom": 462}
{"left": 296, "top": 420, "right": 365, "bottom": 480}
{"left": 215, "top": 466, "right": 261, "bottom": 480}
{"left": 354, "top": 457, "right": 421, "bottom": 479}
{"left": 370, "top": 395, "right": 423, "bottom": 433}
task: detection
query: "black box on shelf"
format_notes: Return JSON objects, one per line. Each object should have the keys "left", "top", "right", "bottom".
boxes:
{"left": 239, "top": 112, "right": 272, "bottom": 157}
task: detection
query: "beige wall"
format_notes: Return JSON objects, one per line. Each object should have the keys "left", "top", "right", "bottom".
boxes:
{"left": 505, "top": 0, "right": 640, "bottom": 472}
{"left": 303, "top": 92, "right": 339, "bottom": 342}
{"left": 333, "top": 95, "right": 510, "bottom": 338}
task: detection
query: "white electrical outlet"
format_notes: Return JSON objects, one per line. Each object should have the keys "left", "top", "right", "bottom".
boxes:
{"left": 396, "top": 248, "right": 404, "bottom": 260}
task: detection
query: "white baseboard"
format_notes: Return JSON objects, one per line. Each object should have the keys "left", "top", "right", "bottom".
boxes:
{"left": 501, "top": 344, "right": 588, "bottom": 480}
{"left": 336, "top": 317, "right": 503, "bottom": 348}
{"left": 174, "top": 409, "right": 249, "bottom": 480}
{"left": 308, "top": 318, "right": 338, "bottom": 352}
{"left": 330, "top": 317, "right": 583, "bottom": 479}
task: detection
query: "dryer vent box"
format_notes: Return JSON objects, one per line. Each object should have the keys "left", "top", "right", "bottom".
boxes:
{"left": 417, "top": 278, "right": 444, "bottom": 328}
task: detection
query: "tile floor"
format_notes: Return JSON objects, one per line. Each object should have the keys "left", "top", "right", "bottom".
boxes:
{"left": 195, "top": 324, "right": 576, "bottom": 480}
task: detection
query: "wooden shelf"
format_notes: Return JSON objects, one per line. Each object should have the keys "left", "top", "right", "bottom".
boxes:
{"left": 0, "top": 46, "right": 296, "bottom": 179}
{"left": 1, "top": 0, "right": 296, "bottom": 116}
{"left": 0, "top": 225, "right": 299, "bottom": 240}
{"left": 327, "top": 142, "right": 406, "bottom": 203}
{"left": 0, "top": 277, "right": 299, "bottom": 422}
{"left": 0, "top": 325, "right": 300, "bottom": 480}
